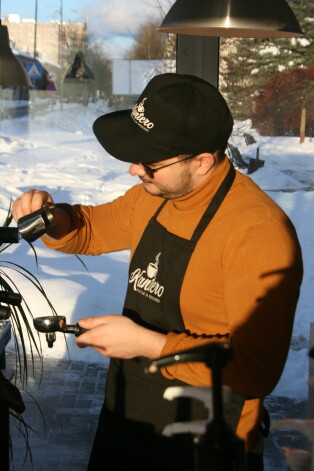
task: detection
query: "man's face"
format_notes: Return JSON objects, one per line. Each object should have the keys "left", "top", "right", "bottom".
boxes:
{"left": 129, "top": 156, "right": 198, "bottom": 199}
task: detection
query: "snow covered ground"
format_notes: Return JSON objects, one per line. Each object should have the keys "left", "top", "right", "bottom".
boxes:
{"left": 0, "top": 101, "right": 313, "bottom": 401}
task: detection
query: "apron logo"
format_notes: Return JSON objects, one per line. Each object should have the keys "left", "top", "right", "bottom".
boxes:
{"left": 129, "top": 252, "right": 165, "bottom": 302}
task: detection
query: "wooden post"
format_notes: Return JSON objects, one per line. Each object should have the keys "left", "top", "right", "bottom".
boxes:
{"left": 300, "top": 106, "right": 306, "bottom": 144}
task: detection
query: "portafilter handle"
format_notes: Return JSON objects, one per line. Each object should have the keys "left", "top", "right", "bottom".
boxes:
{"left": 18, "top": 207, "right": 55, "bottom": 242}
{"left": 33, "top": 316, "right": 88, "bottom": 348}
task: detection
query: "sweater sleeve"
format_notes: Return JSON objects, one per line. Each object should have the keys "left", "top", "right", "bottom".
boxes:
{"left": 42, "top": 185, "right": 145, "bottom": 255}
{"left": 160, "top": 218, "right": 303, "bottom": 397}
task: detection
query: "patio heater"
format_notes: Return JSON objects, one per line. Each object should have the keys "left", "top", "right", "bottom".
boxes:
{"left": 158, "top": 0, "right": 303, "bottom": 87}
{"left": 0, "top": 0, "right": 32, "bottom": 88}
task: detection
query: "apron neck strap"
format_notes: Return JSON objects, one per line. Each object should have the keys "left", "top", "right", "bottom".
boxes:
{"left": 191, "top": 163, "right": 235, "bottom": 243}
{"left": 153, "top": 199, "right": 168, "bottom": 218}
{"left": 152, "top": 162, "right": 236, "bottom": 243}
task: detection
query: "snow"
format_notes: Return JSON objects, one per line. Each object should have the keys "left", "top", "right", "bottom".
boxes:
{"left": 259, "top": 45, "right": 281, "bottom": 56}
{"left": 295, "top": 37, "right": 311, "bottom": 47}
{"left": 290, "top": 37, "right": 311, "bottom": 47}
{"left": 0, "top": 101, "right": 313, "bottom": 402}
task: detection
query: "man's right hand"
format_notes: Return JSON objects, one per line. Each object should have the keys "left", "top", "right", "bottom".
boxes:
{"left": 12, "top": 190, "right": 72, "bottom": 240}
{"left": 12, "top": 189, "right": 54, "bottom": 222}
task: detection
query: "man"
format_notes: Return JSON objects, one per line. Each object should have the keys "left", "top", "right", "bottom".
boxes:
{"left": 12, "top": 73, "right": 303, "bottom": 471}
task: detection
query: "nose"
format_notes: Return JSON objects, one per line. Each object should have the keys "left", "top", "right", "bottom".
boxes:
{"left": 129, "top": 163, "right": 146, "bottom": 177}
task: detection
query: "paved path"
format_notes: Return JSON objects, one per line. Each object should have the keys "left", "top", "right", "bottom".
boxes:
{"left": 6, "top": 352, "right": 309, "bottom": 470}
{"left": 7, "top": 353, "right": 106, "bottom": 471}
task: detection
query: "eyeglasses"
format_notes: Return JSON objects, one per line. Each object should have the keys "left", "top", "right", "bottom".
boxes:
{"left": 138, "top": 154, "right": 197, "bottom": 178}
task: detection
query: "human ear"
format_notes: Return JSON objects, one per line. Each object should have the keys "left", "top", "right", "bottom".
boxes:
{"left": 195, "top": 153, "right": 216, "bottom": 175}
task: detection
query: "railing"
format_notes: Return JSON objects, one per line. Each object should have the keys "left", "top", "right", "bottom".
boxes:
{"left": 271, "top": 323, "right": 314, "bottom": 471}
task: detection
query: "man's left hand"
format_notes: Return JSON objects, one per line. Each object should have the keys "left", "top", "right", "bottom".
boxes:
{"left": 76, "top": 315, "right": 166, "bottom": 360}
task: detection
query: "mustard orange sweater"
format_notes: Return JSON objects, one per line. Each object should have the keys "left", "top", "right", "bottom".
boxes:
{"left": 44, "top": 158, "right": 303, "bottom": 450}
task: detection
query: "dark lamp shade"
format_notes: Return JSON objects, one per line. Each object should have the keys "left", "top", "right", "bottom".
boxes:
{"left": 0, "top": 25, "right": 32, "bottom": 87}
{"left": 159, "top": 0, "right": 304, "bottom": 38}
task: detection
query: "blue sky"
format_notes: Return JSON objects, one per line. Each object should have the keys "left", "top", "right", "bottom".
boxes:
{"left": 1, "top": 0, "right": 173, "bottom": 58}
{"left": 1, "top": 0, "right": 88, "bottom": 22}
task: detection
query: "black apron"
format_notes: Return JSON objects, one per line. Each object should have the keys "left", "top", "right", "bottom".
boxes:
{"left": 88, "top": 164, "right": 236, "bottom": 471}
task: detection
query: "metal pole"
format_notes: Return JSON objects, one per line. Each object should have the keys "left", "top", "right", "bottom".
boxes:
{"left": 176, "top": 35, "right": 220, "bottom": 89}
{"left": 34, "top": 0, "right": 38, "bottom": 57}
{"left": 60, "top": 0, "right": 63, "bottom": 110}
{"left": 309, "top": 323, "right": 314, "bottom": 418}
{"left": 129, "top": 60, "right": 132, "bottom": 107}
{"left": 308, "top": 323, "right": 314, "bottom": 471}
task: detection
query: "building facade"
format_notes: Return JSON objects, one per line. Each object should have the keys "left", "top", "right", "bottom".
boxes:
{"left": 3, "top": 14, "right": 87, "bottom": 71}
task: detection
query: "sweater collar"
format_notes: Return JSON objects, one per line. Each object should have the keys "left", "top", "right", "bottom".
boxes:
{"left": 169, "top": 157, "right": 232, "bottom": 210}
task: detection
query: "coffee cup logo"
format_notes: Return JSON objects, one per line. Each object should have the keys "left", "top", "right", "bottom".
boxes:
{"left": 147, "top": 252, "right": 161, "bottom": 279}
{"left": 137, "top": 98, "right": 147, "bottom": 113}
{"left": 129, "top": 252, "right": 165, "bottom": 300}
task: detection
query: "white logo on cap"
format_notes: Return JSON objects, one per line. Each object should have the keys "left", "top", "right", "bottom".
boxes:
{"left": 131, "top": 98, "right": 154, "bottom": 132}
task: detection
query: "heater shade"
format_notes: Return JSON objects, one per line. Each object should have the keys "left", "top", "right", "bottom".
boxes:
{"left": 64, "top": 52, "right": 95, "bottom": 82}
{"left": 159, "top": 0, "right": 304, "bottom": 38}
{"left": 0, "top": 25, "right": 32, "bottom": 87}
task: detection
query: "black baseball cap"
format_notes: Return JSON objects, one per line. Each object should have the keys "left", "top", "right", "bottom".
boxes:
{"left": 93, "top": 73, "right": 233, "bottom": 164}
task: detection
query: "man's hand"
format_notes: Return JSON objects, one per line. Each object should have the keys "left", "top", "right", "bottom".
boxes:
{"left": 76, "top": 315, "right": 166, "bottom": 360}
{"left": 12, "top": 190, "right": 72, "bottom": 240}
{"left": 12, "top": 189, "right": 54, "bottom": 221}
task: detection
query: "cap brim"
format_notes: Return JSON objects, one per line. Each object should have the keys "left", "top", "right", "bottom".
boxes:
{"left": 93, "top": 110, "right": 177, "bottom": 164}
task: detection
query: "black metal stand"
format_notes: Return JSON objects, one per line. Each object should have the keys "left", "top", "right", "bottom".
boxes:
{"left": 147, "top": 342, "right": 246, "bottom": 471}
{"left": 193, "top": 345, "right": 246, "bottom": 470}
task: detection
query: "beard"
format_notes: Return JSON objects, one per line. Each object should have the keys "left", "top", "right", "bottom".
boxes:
{"left": 141, "top": 165, "right": 196, "bottom": 199}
